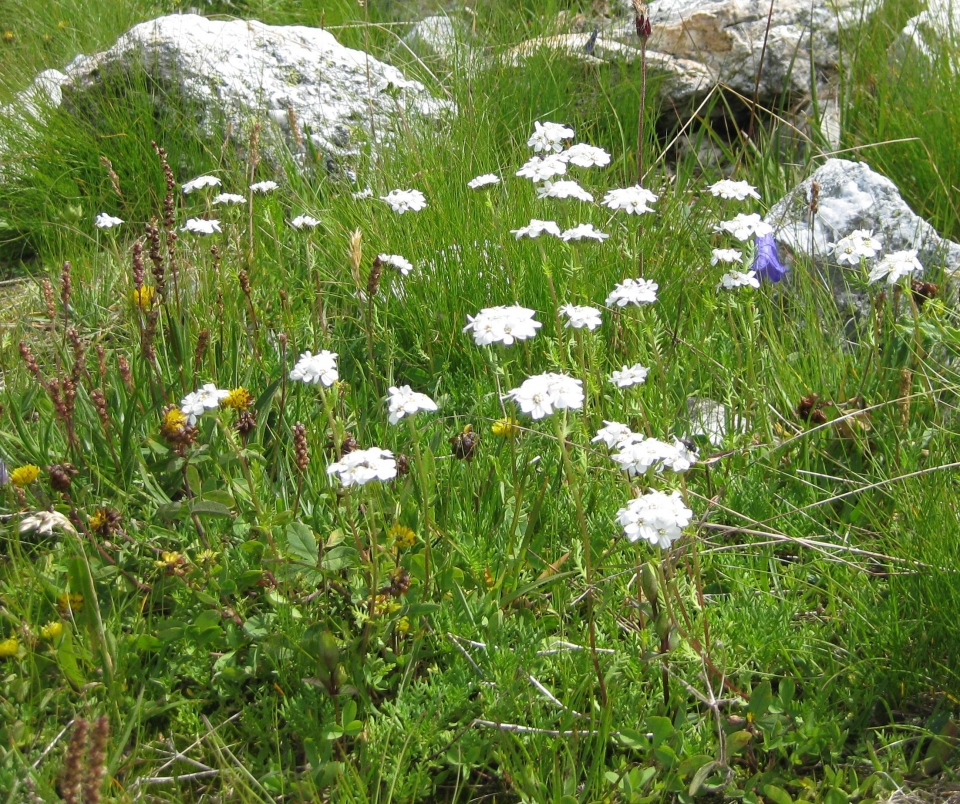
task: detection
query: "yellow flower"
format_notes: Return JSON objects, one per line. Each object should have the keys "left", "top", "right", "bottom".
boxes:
{"left": 221, "top": 387, "right": 253, "bottom": 410}
{"left": 41, "top": 621, "right": 63, "bottom": 640}
{"left": 58, "top": 592, "right": 84, "bottom": 614}
{"left": 389, "top": 523, "right": 416, "bottom": 550}
{"left": 58, "top": 20, "right": 68, "bottom": 30}
{"left": 0, "top": 637, "right": 18, "bottom": 657}
{"left": 10, "top": 464, "right": 40, "bottom": 487}
{"left": 491, "top": 417, "right": 520, "bottom": 438}
{"left": 397, "top": 616, "right": 410, "bottom": 635}
{"left": 196, "top": 549, "right": 219, "bottom": 564}
{"left": 161, "top": 551, "right": 185, "bottom": 567}
{"left": 132, "top": 285, "right": 155, "bottom": 311}
{"left": 2, "top": 31, "right": 15, "bottom": 45}
{"left": 160, "top": 406, "right": 192, "bottom": 444}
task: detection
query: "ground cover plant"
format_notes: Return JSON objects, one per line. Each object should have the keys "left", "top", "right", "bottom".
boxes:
{"left": 1, "top": 0, "right": 960, "bottom": 801}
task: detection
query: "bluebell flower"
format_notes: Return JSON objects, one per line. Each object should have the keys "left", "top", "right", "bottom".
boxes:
{"left": 752, "top": 233, "right": 787, "bottom": 283}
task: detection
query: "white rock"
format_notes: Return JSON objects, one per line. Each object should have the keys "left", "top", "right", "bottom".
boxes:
{"left": 893, "top": 0, "right": 960, "bottom": 70}
{"left": 5, "top": 14, "right": 453, "bottom": 168}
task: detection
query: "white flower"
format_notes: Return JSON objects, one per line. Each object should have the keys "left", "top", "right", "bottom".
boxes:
{"left": 537, "top": 180, "right": 594, "bottom": 202}
{"left": 664, "top": 439, "right": 698, "bottom": 473}
{"left": 181, "top": 218, "right": 221, "bottom": 235}
{"left": 180, "top": 383, "right": 230, "bottom": 424}
{"left": 605, "top": 277, "right": 658, "bottom": 307}
{"left": 527, "top": 121, "right": 575, "bottom": 153}
{"left": 601, "top": 186, "right": 658, "bottom": 215}
{"left": 387, "top": 385, "right": 438, "bottom": 424}
{"left": 327, "top": 447, "right": 397, "bottom": 487}
{"left": 516, "top": 154, "right": 568, "bottom": 182}
{"left": 352, "top": 187, "right": 374, "bottom": 200}
{"left": 715, "top": 213, "right": 773, "bottom": 241}
{"left": 468, "top": 173, "right": 501, "bottom": 189}
{"left": 212, "top": 193, "right": 246, "bottom": 205}
{"left": 511, "top": 219, "right": 561, "bottom": 239}
{"left": 592, "top": 421, "right": 635, "bottom": 449}
{"left": 831, "top": 229, "right": 883, "bottom": 266}
{"left": 559, "top": 304, "right": 602, "bottom": 330}
{"left": 610, "top": 363, "right": 649, "bottom": 388}
{"left": 616, "top": 490, "right": 693, "bottom": 549}
{"left": 711, "top": 248, "right": 742, "bottom": 265}
{"left": 708, "top": 179, "right": 761, "bottom": 201}
{"left": 611, "top": 437, "right": 678, "bottom": 476}
{"left": 718, "top": 270, "right": 760, "bottom": 290}
{"left": 95, "top": 213, "right": 123, "bottom": 229}
{"left": 463, "top": 305, "right": 542, "bottom": 346}
{"left": 868, "top": 249, "right": 923, "bottom": 285}
{"left": 250, "top": 180, "right": 278, "bottom": 194}
{"left": 289, "top": 350, "right": 339, "bottom": 387}
{"left": 378, "top": 254, "right": 413, "bottom": 276}
{"left": 182, "top": 175, "right": 221, "bottom": 194}
{"left": 505, "top": 373, "right": 584, "bottom": 420}
{"left": 561, "top": 223, "right": 609, "bottom": 242}
{"left": 19, "top": 510, "right": 78, "bottom": 536}
{"left": 290, "top": 215, "right": 321, "bottom": 229}
{"left": 381, "top": 189, "right": 427, "bottom": 214}
{"left": 561, "top": 143, "right": 611, "bottom": 168}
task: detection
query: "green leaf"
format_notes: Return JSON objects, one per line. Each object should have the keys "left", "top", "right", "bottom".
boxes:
{"left": 748, "top": 679, "right": 773, "bottom": 717}
{"left": 725, "top": 730, "right": 753, "bottom": 756}
{"left": 188, "top": 499, "right": 234, "bottom": 518}
{"left": 286, "top": 522, "right": 319, "bottom": 565}
{"left": 778, "top": 678, "right": 795, "bottom": 709}
{"left": 762, "top": 785, "right": 793, "bottom": 804}
{"left": 689, "top": 761, "right": 720, "bottom": 796}
{"left": 617, "top": 728, "right": 649, "bottom": 751}
{"left": 648, "top": 716, "right": 675, "bottom": 747}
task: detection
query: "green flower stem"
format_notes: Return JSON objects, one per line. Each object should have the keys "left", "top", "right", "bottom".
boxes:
{"left": 217, "top": 417, "right": 263, "bottom": 522}
{"left": 319, "top": 385, "right": 343, "bottom": 461}
{"left": 552, "top": 412, "right": 607, "bottom": 708}
{"left": 406, "top": 416, "right": 434, "bottom": 589}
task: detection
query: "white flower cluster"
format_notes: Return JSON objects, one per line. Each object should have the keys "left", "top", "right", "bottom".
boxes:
{"left": 606, "top": 277, "right": 658, "bottom": 307}
{"left": 609, "top": 363, "right": 649, "bottom": 388}
{"left": 182, "top": 174, "right": 221, "bottom": 194}
{"left": 95, "top": 213, "right": 123, "bottom": 229}
{"left": 536, "top": 180, "right": 593, "bottom": 202}
{"left": 180, "top": 383, "right": 229, "bottom": 424}
{"left": 592, "top": 423, "right": 697, "bottom": 475}
{"left": 463, "top": 305, "right": 542, "bottom": 346}
{"left": 561, "top": 223, "right": 608, "bottom": 242}
{"left": 378, "top": 254, "right": 414, "bottom": 276}
{"left": 711, "top": 248, "right": 742, "bottom": 265}
{"left": 616, "top": 490, "right": 693, "bottom": 549}
{"left": 714, "top": 213, "right": 773, "bottom": 241}
{"left": 327, "top": 447, "right": 397, "bottom": 487}
{"left": 250, "top": 180, "right": 278, "bottom": 194}
{"left": 289, "top": 215, "right": 321, "bottom": 230}
{"left": 505, "top": 373, "right": 584, "bottom": 419}
{"left": 830, "top": 229, "right": 883, "bottom": 266}
{"left": 527, "top": 121, "right": 575, "bottom": 153}
{"left": 181, "top": 218, "right": 221, "bottom": 235}
{"left": 718, "top": 270, "right": 760, "bottom": 291}
{"left": 511, "top": 219, "right": 561, "bottom": 239}
{"left": 601, "top": 186, "right": 657, "bottom": 215}
{"left": 381, "top": 189, "right": 428, "bottom": 214}
{"left": 468, "top": 173, "right": 501, "bottom": 189}
{"left": 289, "top": 350, "right": 339, "bottom": 387}
{"left": 562, "top": 142, "right": 611, "bottom": 168}
{"left": 386, "top": 385, "right": 438, "bottom": 424}
{"left": 516, "top": 154, "right": 568, "bottom": 182}
{"left": 213, "top": 193, "right": 246, "bottom": 205}
{"left": 708, "top": 179, "right": 761, "bottom": 201}
{"left": 868, "top": 249, "right": 923, "bottom": 285}
{"left": 560, "top": 304, "right": 603, "bottom": 330}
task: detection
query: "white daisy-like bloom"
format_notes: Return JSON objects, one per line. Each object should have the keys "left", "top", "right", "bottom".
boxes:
{"left": 95, "top": 213, "right": 123, "bottom": 229}
{"left": 180, "top": 383, "right": 230, "bottom": 424}
{"left": 468, "top": 173, "right": 501, "bottom": 189}
{"left": 19, "top": 510, "right": 77, "bottom": 537}
{"left": 182, "top": 175, "right": 221, "bottom": 194}
{"left": 561, "top": 224, "right": 609, "bottom": 242}
{"left": 592, "top": 421, "right": 635, "bottom": 450}
{"left": 718, "top": 270, "right": 760, "bottom": 290}
{"left": 527, "top": 121, "right": 575, "bottom": 153}
{"left": 352, "top": 187, "right": 374, "bottom": 200}
{"left": 381, "top": 189, "right": 428, "bottom": 214}
{"left": 289, "top": 215, "right": 321, "bottom": 229}
{"left": 537, "top": 180, "right": 594, "bottom": 202}
{"left": 250, "top": 180, "right": 279, "bottom": 194}
{"left": 326, "top": 447, "right": 397, "bottom": 487}
{"left": 289, "top": 350, "right": 339, "bottom": 387}
{"left": 601, "top": 186, "right": 658, "bottom": 215}
{"left": 664, "top": 439, "right": 698, "bottom": 473}
{"left": 611, "top": 437, "right": 678, "bottom": 477}
{"left": 561, "top": 143, "right": 612, "bottom": 168}
{"left": 516, "top": 154, "right": 568, "bottom": 182}
{"left": 378, "top": 254, "right": 413, "bottom": 276}
{"left": 511, "top": 219, "right": 562, "bottom": 239}
{"left": 463, "top": 305, "right": 542, "bottom": 346}
{"left": 616, "top": 489, "right": 693, "bottom": 549}
{"left": 714, "top": 213, "right": 773, "bottom": 241}
{"left": 386, "top": 385, "right": 438, "bottom": 425}
{"left": 559, "top": 304, "right": 602, "bottom": 330}
{"left": 867, "top": 249, "right": 923, "bottom": 285}
{"left": 181, "top": 218, "right": 222, "bottom": 235}
{"left": 831, "top": 229, "right": 883, "bottom": 266}
{"left": 212, "top": 193, "right": 246, "bottom": 205}
{"left": 711, "top": 248, "right": 742, "bottom": 265}
{"left": 708, "top": 179, "right": 761, "bottom": 201}
{"left": 610, "top": 363, "right": 650, "bottom": 388}
{"left": 605, "top": 277, "right": 658, "bottom": 307}
{"left": 505, "top": 372, "right": 584, "bottom": 420}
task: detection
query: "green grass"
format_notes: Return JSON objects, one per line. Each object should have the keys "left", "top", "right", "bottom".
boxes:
{"left": 1, "top": 0, "right": 960, "bottom": 801}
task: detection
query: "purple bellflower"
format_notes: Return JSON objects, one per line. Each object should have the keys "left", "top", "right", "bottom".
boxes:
{"left": 752, "top": 233, "right": 787, "bottom": 283}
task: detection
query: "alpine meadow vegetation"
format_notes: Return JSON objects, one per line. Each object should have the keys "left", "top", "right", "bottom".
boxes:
{"left": 1, "top": 0, "right": 960, "bottom": 801}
